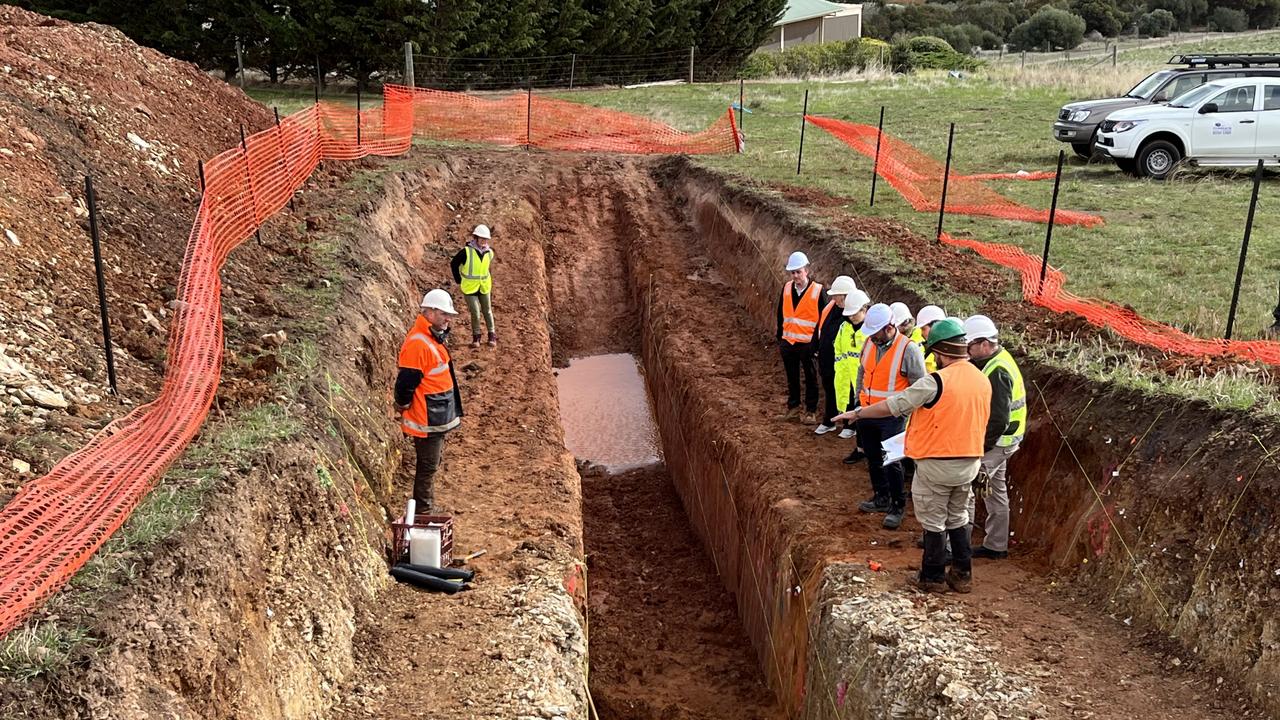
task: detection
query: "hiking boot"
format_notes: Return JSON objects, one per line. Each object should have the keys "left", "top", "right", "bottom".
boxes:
{"left": 801, "top": 411, "right": 819, "bottom": 425}
{"left": 946, "top": 569, "right": 973, "bottom": 594}
{"left": 883, "top": 507, "right": 905, "bottom": 530}
{"left": 858, "top": 495, "right": 891, "bottom": 513}
{"left": 470, "top": 333, "right": 482, "bottom": 349}
{"left": 916, "top": 576, "right": 948, "bottom": 593}
{"left": 842, "top": 448, "right": 866, "bottom": 465}
{"left": 838, "top": 427, "right": 856, "bottom": 439}
{"left": 814, "top": 423, "right": 838, "bottom": 435}
{"left": 973, "top": 546, "right": 1008, "bottom": 560}
{"left": 775, "top": 406, "right": 801, "bottom": 422}
{"left": 487, "top": 332, "right": 497, "bottom": 347}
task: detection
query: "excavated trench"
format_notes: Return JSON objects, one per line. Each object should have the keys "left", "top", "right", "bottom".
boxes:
{"left": 8, "top": 150, "right": 1279, "bottom": 720}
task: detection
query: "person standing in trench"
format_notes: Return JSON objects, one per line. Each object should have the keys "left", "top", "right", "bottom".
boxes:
{"left": 451, "top": 224, "right": 496, "bottom": 348}
{"left": 776, "top": 251, "right": 827, "bottom": 424}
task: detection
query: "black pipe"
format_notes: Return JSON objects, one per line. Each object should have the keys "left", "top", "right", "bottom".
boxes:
{"left": 870, "top": 105, "right": 885, "bottom": 206}
{"left": 391, "top": 565, "right": 467, "bottom": 594}
{"left": 1039, "top": 149, "right": 1066, "bottom": 296}
{"left": 85, "top": 175, "right": 118, "bottom": 395}
{"left": 401, "top": 563, "right": 475, "bottom": 582}
{"left": 1225, "top": 158, "right": 1265, "bottom": 340}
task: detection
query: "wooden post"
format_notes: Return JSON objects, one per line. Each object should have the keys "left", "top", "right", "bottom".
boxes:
{"left": 688, "top": 46, "right": 695, "bottom": 84}
{"left": 404, "top": 41, "right": 415, "bottom": 88}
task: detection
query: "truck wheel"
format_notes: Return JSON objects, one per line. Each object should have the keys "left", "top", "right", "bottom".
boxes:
{"left": 1071, "top": 142, "right": 1094, "bottom": 159}
{"left": 1136, "top": 140, "right": 1181, "bottom": 180}
{"left": 1115, "top": 157, "right": 1139, "bottom": 176}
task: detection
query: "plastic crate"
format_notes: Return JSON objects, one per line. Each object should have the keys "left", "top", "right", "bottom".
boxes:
{"left": 390, "top": 513, "right": 454, "bottom": 567}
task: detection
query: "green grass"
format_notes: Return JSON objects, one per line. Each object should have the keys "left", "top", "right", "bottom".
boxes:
{"left": 557, "top": 65, "right": 1280, "bottom": 340}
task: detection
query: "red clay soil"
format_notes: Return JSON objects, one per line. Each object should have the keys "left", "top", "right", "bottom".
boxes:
{"left": 0, "top": 6, "right": 283, "bottom": 497}
{"left": 583, "top": 463, "right": 781, "bottom": 720}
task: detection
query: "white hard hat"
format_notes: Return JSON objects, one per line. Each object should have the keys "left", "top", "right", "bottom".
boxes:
{"left": 963, "top": 314, "right": 999, "bottom": 343}
{"left": 916, "top": 304, "right": 946, "bottom": 327}
{"left": 842, "top": 289, "right": 871, "bottom": 315}
{"left": 420, "top": 289, "right": 458, "bottom": 315}
{"left": 889, "top": 302, "right": 912, "bottom": 326}
{"left": 785, "top": 251, "right": 810, "bottom": 272}
{"left": 472, "top": 224, "right": 491, "bottom": 240}
{"left": 828, "top": 275, "right": 857, "bottom": 296}
{"left": 862, "top": 303, "right": 893, "bottom": 336}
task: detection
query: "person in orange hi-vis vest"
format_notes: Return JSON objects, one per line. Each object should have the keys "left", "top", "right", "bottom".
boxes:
{"left": 849, "top": 303, "right": 925, "bottom": 531}
{"left": 775, "top": 251, "right": 828, "bottom": 425}
{"left": 394, "top": 289, "right": 464, "bottom": 511}
{"left": 836, "top": 318, "right": 991, "bottom": 594}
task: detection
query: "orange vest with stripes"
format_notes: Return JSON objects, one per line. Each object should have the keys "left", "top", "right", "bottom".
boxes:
{"left": 398, "top": 316, "right": 460, "bottom": 438}
{"left": 904, "top": 361, "right": 992, "bottom": 460}
{"left": 781, "top": 281, "right": 823, "bottom": 345}
{"left": 859, "top": 331, "right": 912, "bottom": 407}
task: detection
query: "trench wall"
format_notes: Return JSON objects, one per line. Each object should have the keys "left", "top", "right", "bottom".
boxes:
{"left": 665, "top": 157, "right": 1280, "bottom": 716}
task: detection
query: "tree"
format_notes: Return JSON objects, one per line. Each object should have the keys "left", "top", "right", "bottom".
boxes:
{"left": 1144, "top": 0, "right": 1208, "bottom": 30}
{"left": 1008, "top": 7, "right": 1088, "bottom": 50}
{"left": 1071, "top": 0, "right": 1126, "bottom": 37}
{"left": 955, "top": 1, "right": 1022, "bottom": 38}
{"left": 1136, "top": 8, "right": 1176, "bottom": 36}
{"left": 1218, "top": 0, "right": 1280, "bottom": 28}
{"left": 1209, "top": 6, "right": 1250, "bottom": 30}
{"left": 696, "top": 0, "right": 787, "bottom": 71}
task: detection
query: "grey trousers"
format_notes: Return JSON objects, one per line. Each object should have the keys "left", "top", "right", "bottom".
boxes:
{"left": 465, "top": 292, "right": 495, "bottom": 336}
{"left": 911, "top": 457, "right": 981, "bottom": 533}
{"left": 413, "top": 434, "right": 446, "bottom": 510}
{"left": 968, "top": 442, "right": 1020, "bottom": 552}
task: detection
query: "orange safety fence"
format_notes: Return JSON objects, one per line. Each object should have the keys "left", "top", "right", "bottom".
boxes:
{"left": 804, "top": 115, "right": 1104, "bottom": 227}
{"left": 0, "top": 84, "right": 738, "bottom": 637}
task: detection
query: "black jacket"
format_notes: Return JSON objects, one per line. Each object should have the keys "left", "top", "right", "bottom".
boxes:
{"left": 972, "top": 352, "right": 1012, "bottom": 452}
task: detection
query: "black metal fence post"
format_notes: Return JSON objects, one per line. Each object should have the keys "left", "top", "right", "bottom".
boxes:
{"left": 274, "top": 106, "right": 296, "bottom": 211}
{"left": 935, "top": 122, "right": 955, "bottom": 243}
{"left": 240, "top": 124, "right": 263, "bottom": 246}
{"left": 526, "top": 83, "right": 533, "bottom": 150}
{"left": 796, "top": 88, "right": 809, "bottom": 176}
{"left": 1039, "top": 149, "right": 1067, "bottom": 296}
{"left": 84, "top": 175, "right": 118, "bottom": 395}
{"left": 356, "top": 69, "right": 363, "bottom": 147}
{"left": 197, "top": 159, "right": 206, "bottom": 196}
{"left": 870, "top": 105, "right": 885, "bottom": 206}
{"left": 314, "top": 58, "right": 321, "bottom": 104}
{"left": 1225, "top": 159, "right": 1265, "bottom": 340}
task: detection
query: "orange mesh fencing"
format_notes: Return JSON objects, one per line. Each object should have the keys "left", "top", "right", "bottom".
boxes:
{"left": 410, "top": 86, "right": 742, "bottom": 154}
{"left": 0, "top": 85, "right": 737, "bottom": 637}
{"left": 805, "top": 115, "right": 1103, "bottom": 227}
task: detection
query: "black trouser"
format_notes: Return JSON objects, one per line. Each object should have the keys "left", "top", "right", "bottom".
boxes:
{"left": 856, "top": 414, "right": 906, "bottom": 509}
{"left": 819, "top": 357, "right": 838, "bottom": 425}
{"left": 413, "top": 434, "right": 446, "bottom": 509}
{"left": 780, "top": 342, "right": 818, "bottom": 412}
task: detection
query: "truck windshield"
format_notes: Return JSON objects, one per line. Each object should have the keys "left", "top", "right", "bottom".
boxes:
{"left": 1169, "top": 83, "right": 1224, "bottom": 108}
{"left": 1126, "top": 70, "right": 1176, "bottom": 99}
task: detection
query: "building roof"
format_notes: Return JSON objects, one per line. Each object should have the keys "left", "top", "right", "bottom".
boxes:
{"left": 775, "top": 0, "right": 858, "bottom": 26}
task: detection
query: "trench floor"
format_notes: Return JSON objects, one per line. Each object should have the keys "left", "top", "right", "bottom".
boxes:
{"left": 329, "top": 149, "right": 1261, "bottom": 720}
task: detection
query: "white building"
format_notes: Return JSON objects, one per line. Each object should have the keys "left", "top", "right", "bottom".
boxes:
{"left": 760, "top": 0, "right": 863, "bottom": 52}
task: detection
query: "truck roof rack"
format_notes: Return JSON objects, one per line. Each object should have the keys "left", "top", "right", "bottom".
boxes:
{"left": 1169, "top": 53, "right": 1280, "bottom": 68}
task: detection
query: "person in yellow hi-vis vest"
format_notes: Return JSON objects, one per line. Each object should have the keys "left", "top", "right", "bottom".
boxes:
{"left": 834, "top": 290, "right": 871, "bottom": 463}
{"left": 450, "top": 224, "right": 496, "bottom": 348}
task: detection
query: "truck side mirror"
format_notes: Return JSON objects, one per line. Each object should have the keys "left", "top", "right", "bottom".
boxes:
{"left": 1152, "top": 91, "right": 1168, "bottom": 103}
{"left": 1199, "top": 103, "right": 1218, "bottom": 114}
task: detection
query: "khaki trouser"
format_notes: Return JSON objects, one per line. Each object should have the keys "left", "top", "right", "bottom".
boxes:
{"left": 911, "top": 457, "right": 981, "bottom": 533}
{"left": 967, "top": 442, "right": 1020, "bottom": 552}
{"left": 465, "top": 292, "right": 495, "bottom": 336}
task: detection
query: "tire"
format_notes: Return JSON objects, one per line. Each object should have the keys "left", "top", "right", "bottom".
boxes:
{"left": 1071, "top": 142, "right": 1094, "bottom": 159}
{"left": 1114, "top": 157, "right": 1139, "bottom": 176}
{"left": 1136, "top": 140, "right": 1181, "bottom": 180}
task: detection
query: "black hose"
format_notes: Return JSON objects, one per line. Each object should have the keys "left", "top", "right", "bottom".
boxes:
{"left": 390, "top": 565, "right": 467, "bottom": 594}
{"left": 401, "top": 563, "right": 475, "bottom": 582}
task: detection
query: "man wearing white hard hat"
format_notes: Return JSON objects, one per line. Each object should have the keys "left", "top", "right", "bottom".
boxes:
{"left": 394, "top": 289, "right": 464, "bottom": 511}
{"left": 834, "top": 289, "right": 871, "bottom": 458}
{"left": 815, "top": 275, "right": 858, "bottom": 435}
{"left": 775, "top": 251, "right": 827, "bottom": 424}
{"left": 849, "top": 303, "right": 926, "bottom": 529}
{"left": 964, "top": 314, "right": 1027, "bottom": 560}
{"left": 450, "top": 224, "right": 496, "bottom": 348}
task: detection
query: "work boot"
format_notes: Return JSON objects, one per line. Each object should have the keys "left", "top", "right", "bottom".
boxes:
{"left": 947, "top": 526, "right": 973, "bottom": 577}
{"left": 775, "top": 406, "right": 801, "bottom": 422}
{"left": 883, "top": 506, "right": 905, "bottom": 530}
{"left": 945, "top": 569, "right": 973, "bottom": 594}
{"left": 842, "top": 448, "right": 866, "bottom": 465}
{"left": 918, "top": 530, "right": 948, "bottom": 591}
{"left": 801, "top": 411, "right": 819, "bottom": 425}
{"left": 973, "top": 546, "right": 1008, "bottom": 560}
{"left": 470, "top": 333, "right": 482, "bottom": 349}
{"left": 858, "top": 494, "right": 891, "bottom": 513}
{"left": 487, "top": 332, "right": 497, "bottom": 347}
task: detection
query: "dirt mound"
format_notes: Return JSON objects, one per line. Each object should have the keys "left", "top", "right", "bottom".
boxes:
{"left": 0, "top": 7, "right": 275, "bottom": 495}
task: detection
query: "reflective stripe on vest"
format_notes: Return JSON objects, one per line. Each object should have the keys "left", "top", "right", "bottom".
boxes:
{"left": 904, "top": 361, "right": 992, "bottom": 460}
{"left": 859, "top": 332, "right": 911, "bottom": 406}
{"left": 460, "top": 245, "right": 493, "bottom": 295}
{"left": 781, "top": 281, "right": 822, "bottom": 345}
{"left": 981, "top": 348, "right": 1027, "bottom": 447}
{"left": 399, "top": 323, "right": 459, "bottom": 438}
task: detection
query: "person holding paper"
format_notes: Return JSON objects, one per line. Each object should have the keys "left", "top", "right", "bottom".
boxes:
{"left": 835, "top": 318, "right": 991, "bottom": 593}
{"left": 849, "top": 303, "right": 926, "bottom": 530}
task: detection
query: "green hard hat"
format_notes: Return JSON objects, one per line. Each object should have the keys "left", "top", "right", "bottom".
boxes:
{"left": 924, "top": 317, "right": 965, "bottom": 352}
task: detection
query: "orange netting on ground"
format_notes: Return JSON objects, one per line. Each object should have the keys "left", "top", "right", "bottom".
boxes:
{"left": 805, "top": 115, "right": 1103, "bottom": 227}
{"left": 409, "top": 86, "right": 741, "bottom": 154}
{"left": 0, "top": 85, "right": 738, "bottom": 637}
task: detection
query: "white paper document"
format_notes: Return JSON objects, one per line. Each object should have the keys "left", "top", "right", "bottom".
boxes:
{"left": 882, "top": 431, "right": 907, "bottom": 466}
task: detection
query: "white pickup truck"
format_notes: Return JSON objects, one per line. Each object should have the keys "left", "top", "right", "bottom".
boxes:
{"left": 1096, "top": 76, "right": 1280, "bottom": 179}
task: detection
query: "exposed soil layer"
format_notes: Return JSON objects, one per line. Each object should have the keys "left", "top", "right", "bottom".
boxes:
{"left": 583, "top": 463, "right": 781, "bottom": 720}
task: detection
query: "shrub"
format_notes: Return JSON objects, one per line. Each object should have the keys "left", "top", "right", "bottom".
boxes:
{"left": 1136, "top": 9, "right": 1176, "bottom": 37}
{"left": 1208, "top": 7, "right": 1249, "bottom": 32}
{"left": 890, "top": 35, "right": 982, "bottom": 72}
{"left": 738, "top": 51, "right": 778, "bottom": 79}
{"left": 736, "top": 38, "right": 893, "bottom": 79}
{"left": 1071, "top": 0, "right": 1126, "bottom": 37}
{"left": 1008, "top": 7, "right": 1088, "bottom": 51}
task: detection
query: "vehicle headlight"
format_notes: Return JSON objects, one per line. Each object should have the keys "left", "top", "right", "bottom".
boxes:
{"left": 1068, "top": 110, "right": 1091, "bottom": 123}
{"left": 1111, "top": 120, "right": 1145, "bottom": 133}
